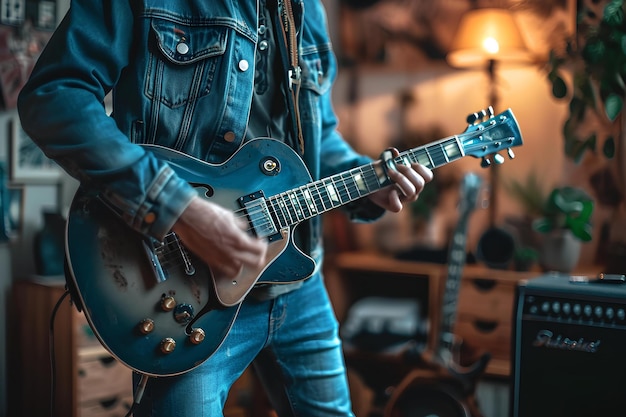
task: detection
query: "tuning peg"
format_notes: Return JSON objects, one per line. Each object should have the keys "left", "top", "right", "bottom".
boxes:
{"left": 481, "top": 157, "right": 491, "bottom": 168}
{"left": 487, "top": 106, "right": 494, "bottom": 116}
{"left": 507, "top": 148, "right": 516, "bottom": 159}
{"left": 493, "top": 154, "right": 505, "bottom": 164}
{"left": 467, "top": 112, "right": 479, "bottom": 124}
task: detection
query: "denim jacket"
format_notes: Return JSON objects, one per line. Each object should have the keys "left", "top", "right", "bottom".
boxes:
{"left": 17, "top": 0, "right": 384, "bottom": 264}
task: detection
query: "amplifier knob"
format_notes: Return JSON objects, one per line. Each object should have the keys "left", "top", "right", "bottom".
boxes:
{"left": 541, "top": 301, "right": 550, "bottom": 314}
{"left": 551, "top": 302, "right": 560, "bottom": 315}
{"left": 606, "top": 307, "right": 615, "bottom": 320}
{"left": 583, "top": 304, "right": 592, "bottom": 318}
{"left": 594, "top": 306, "right": 603, "bottom": 319}
{"left": 160, "top": 337, "right": 176, "bottom": 354}
{"left": 573, "top": 303, "right": 582, "bottom": 316}
{"left": 618, "top": 308, "right": 625, "bottom": 321}
{"left": 562, "top": 302, "right": 571, "bottom": 316}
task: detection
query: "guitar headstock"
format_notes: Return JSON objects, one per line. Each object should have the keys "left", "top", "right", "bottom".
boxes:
{"left": 461, "top": 107, "right": 523, "bottom": 167}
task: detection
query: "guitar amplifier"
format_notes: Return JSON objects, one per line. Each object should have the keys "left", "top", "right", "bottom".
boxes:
{"left": 511, "top": 273, "right": 626, "bottom": 417}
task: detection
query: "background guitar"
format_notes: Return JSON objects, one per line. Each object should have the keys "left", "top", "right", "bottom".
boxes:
{"left": 384, "top": 172, "right": 489, "bottom": 417}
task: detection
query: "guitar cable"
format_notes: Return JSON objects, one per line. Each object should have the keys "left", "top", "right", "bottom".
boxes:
{"left": 49, "top": 287, "right": 151, "bottom": 417}
{"left": 125, "top": 373, "right": 150, "bottom": 417}
{"left": 49, "top": 288, "right": 71, "bottom": 417}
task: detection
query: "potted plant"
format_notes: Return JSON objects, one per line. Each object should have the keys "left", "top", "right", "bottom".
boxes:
{"left": 506, "top": 175, "right": 594, "bottom": 272}
{"left": 546, "top": 0, "right": 626, "bottom": 271}
{"left": 533, "top": 186, "right": 595, "bottom": 272}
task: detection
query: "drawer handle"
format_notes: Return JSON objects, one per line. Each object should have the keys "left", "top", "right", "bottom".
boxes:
{"left": 472, "top": 319, "right": 498, "bottom": 333}
{"left": 98, "top": 356, "right": 117, "bottom": 367}
{"left": 100, "top": 396, "right": 120, "bottom": 409}
{"left": 471, "top": 278, "right": 496, "bottom": 291}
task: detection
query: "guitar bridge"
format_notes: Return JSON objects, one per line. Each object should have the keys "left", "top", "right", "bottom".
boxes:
{"left": 239, "top": 191, "right": 282, "bottom": 241}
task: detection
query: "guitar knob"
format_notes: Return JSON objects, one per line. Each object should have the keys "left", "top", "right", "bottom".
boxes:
{"left": 173, "top": 303, "right": 194, "bottom": 324}
{"left": 161, "top": 296, "right": 176, "bottom": 312}
{"left": 189, "top": 328, "right": 206, "bottom": 345}
{"left": 160, "top": 337, "right": 176, "bottom": 354}
{"left": 493, "top": 154, "right": 505, "bottom": 164}
{"left": 481, "top": 157, "right": 491, "bottom": 168}
{"left": 138, "top": 318, "right": 155, "bottom": 334}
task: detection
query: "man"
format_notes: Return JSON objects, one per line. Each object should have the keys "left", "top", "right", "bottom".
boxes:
{"left": 17, "top": 0, "right": 433, "bottom": 415}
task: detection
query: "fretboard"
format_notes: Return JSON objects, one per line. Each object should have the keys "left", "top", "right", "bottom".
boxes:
{"left": 267, "top": 135, "right": 464, "bottom": 228}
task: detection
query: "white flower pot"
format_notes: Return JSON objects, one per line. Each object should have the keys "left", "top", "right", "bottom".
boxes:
{"left": 539, "top": 229, "right": 582, "bottom": 273}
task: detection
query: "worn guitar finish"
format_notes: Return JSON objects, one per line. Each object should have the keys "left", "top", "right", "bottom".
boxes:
{"left": 65, "top": 108, "right": 523, "bottom": 376}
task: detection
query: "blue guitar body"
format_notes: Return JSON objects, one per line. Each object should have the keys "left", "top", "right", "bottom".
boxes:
{"left": 65, "top": 108, "right": 524, "bottom": 376}
{"left": 66, "top": 139, "right": 316, "bottom": 377}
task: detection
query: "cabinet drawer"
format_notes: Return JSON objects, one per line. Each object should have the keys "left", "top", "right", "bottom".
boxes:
{"left": 454, "top": 317, "right": 511, "bottom": 360}
{"left": 457, "top": 278, "right": 517, "bottom": 321}
{"left": 78, "top": 394, "right": 133, "bottom": 417}
{"left": 77, "top": 354, "right": 133, "bottom": 403}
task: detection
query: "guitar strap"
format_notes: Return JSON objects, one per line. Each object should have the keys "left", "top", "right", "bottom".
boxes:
{"left": 276, "top": 0, "right": 304, "bottom": 155}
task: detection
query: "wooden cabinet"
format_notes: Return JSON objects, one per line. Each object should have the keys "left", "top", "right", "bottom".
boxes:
{"left": 9, "top": 278, "right": 133, "bottom": 417}
{"left": 453, "top": 265, "right": 539, "bottom": 377}
{"left": 8, "top": 278, "right": 268, "bottom": 417}
{"left": 328, "top": 252, "right": 540, "bottom": 378}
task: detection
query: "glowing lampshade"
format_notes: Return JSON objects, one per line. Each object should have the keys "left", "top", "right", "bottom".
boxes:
{"left": 447, "top": 8, "right": 530, "bottom": 68}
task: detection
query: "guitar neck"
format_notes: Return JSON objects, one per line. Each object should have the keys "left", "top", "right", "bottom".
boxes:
{"left": 267, "top": 135, "right": 464, "bottom": 228}
{"left": 439, "top": 217, "right": 470, "bottom": 337}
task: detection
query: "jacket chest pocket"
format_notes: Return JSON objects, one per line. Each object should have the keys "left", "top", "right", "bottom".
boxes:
{"left": 146, "top": 19, "right": 228, "bottom": 109}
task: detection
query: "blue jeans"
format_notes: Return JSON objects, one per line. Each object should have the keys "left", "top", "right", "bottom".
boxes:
{"left": 133, "top": 273, "right": 355, "bottom": 416}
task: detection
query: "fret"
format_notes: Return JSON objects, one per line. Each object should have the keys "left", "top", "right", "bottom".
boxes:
{"left": 311, "top": 181, "right": 330, "bottom": 213}
{"left": 322, "top": 179, "right": 340, "bottom": 208}
{"left": 268, "top": 197, "right": 288, "bottom": 229}
{"left": 294, "top": 187, "right": 312, "bottom": 219}
{"left": 288, "top": 191, "right": 305, "bottom": 221}
{"left": 444, "top": 137, "right": 463, "bottom": 161}
{"left": 411, "top": 148, "right": 435, "bottom": 169}
{"left": 278, "top": 193, "right": 296, "bottom": 225}
{"left": 301, "top": 186, "right": 317, "bottom": 217}
{"left": 362, "top": 164, "right": 382, "bottom": 191}
{"left": 331, "top": 175, "right": 350, "bottom": 205}
{"left": 340, "top": 171, "right": 363, "bottom": 201}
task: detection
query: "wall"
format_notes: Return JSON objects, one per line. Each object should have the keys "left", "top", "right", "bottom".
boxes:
{"left": 0, "top": 2, "right": 71, "bottom": 415}
{"left": 330, "top": 64, "right": 578, "bottom": 259}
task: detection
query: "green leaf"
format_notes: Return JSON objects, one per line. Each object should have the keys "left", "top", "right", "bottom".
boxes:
{"left": 603, "top": 136, "right": 616, "bottom": 158}
{"left": 604, "top": 93, "right": 623, "bottom": 120}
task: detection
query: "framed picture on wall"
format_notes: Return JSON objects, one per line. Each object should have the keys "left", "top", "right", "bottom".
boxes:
{"left": 9, "top": 117, "right": 62, "bottom": 183}
{"left": 6, "top": 184, "right": 24, "bottom": 238}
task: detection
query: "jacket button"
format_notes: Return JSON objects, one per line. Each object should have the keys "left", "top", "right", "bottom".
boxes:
{"left": 238, "top": 60, "right": 249, "bottom": 71}
{"left": 176, "top": 42, "right": 189, "bottom": 55}
{"left": 224, "top": 131, "right": 236, "bottom": 142}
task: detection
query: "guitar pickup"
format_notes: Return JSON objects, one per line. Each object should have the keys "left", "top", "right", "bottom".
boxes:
{"left": 239, "top": 191, "right": 281, "bottom": 241}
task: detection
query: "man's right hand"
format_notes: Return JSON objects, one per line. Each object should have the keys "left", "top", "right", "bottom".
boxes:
{"left": 172, "top": 196, "right": 269, "bottom": 280}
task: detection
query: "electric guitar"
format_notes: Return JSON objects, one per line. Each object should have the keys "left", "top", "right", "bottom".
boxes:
{"left": 65, "top": 108, "right": 523, "bottom": 377}
{"left": 436, "top": 172, "right": 490, "bottom": 393}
